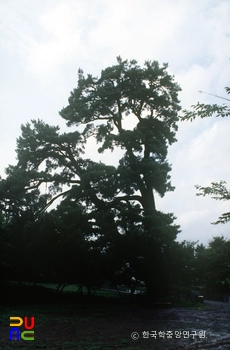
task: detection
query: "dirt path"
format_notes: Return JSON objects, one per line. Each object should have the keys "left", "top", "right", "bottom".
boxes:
{"left": 156, "top": 300, "right": 230, "bottom": 349}
{"left": 36, "top": 299, "right": 230, "bottom": 349}
{"left": 115, "top": 300, "right": 230, "bottom": 349}
{"left": 2, "top": 299, "right": 230, "bottom": 349}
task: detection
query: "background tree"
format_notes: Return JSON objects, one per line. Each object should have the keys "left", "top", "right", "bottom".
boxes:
{"left": 193, "top": 243, "right": 207, "bottom": 287}
{"left": 0, "top": 211, "right": 13, "bottom": 288}
{"left": 182, "top": 87, "right": 230, "bottom": 224}
{"left": 168, "top": 240, "right": 197, "bottom": 289}
{"left": 194, "top": 236, "right": 230, "bottom": 299}
{"left": 3, "top": 57, "right": 181, "bottom": 298}
{"left": 0, "top": 166, "right": 52, "bottom": 286}
{"left": 205, "top": 236, "right": 230, "bottom": 294}
{"left": 195, "top": 181, "right": 230, "bottom": 224}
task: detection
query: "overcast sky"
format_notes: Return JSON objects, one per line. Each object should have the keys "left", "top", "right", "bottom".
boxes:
{"left": 0, "top": 0, "right": 230, "bottom": 245}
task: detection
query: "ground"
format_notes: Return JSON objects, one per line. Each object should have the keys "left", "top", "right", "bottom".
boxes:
{"left": 1, "top": 298, "right": 230, "bottom": 349}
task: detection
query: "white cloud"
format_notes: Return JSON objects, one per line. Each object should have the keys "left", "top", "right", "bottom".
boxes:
{"left": 27, "top": 2, "right": 83, "bottom": 76}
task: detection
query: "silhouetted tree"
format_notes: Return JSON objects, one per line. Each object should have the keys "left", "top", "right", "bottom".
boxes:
{"left": 3, "top": 58, "right": 181, "bottom": 298}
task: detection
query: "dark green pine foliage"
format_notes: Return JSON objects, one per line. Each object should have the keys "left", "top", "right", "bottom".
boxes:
{"left": 4, "top": 58, "right": 181, "bottom": 298}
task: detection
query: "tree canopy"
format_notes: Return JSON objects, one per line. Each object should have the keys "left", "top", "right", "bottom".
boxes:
{"left": 15, "top": 57, "right": 181, "bottom": 213}
{"left": 0, "top": 57, "right": 182, "bottom": 298}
